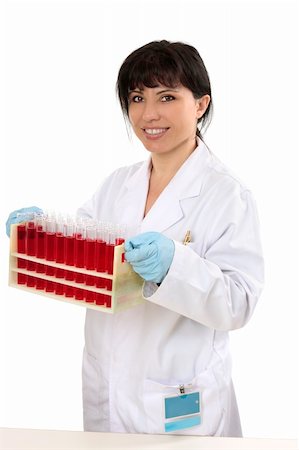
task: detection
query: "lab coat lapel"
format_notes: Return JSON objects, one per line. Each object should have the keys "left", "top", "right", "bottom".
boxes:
{"left": 120, "top": 139, "right": 209, "bottom": 234}
{"left": 119, "top": 158, "right": 151, "bottom": 231}
{"left": 141, "top": 140, "right": 209, "bottom": 233}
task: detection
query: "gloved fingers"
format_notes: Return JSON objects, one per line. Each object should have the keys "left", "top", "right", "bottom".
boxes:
{"left": 125, "top": 243, "right": 157, "bottom": 263}
{"left": 130, "top": 263, "right": 161, "bottom": 283}
{"left": 5, "top": 206, "right": 43, "bottom": 237}
{"left": 124, "top": 231, "right": 161, "bottom": 252}
{"left": 17, "top": 206, "right": 43, "bottom": 215}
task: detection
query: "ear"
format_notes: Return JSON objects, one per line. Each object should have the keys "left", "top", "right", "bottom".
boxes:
{"left": 195, "top": 95, "right": 210, "bottom": 119}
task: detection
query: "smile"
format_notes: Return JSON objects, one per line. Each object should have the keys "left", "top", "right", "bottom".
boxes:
{"left": 143, "top": 128, "right": 169, "bottom": 135}
{"left": 142, "top": 128, "right": 169, "bottom": 140}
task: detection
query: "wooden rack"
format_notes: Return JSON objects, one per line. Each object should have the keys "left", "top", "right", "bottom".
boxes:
{"left": 9, "top": 223, "right": 144, "bottom": 313}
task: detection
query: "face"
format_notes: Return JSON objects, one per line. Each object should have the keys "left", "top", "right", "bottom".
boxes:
{"left": 128, "top": 84, "right": 210, "bottom": 156}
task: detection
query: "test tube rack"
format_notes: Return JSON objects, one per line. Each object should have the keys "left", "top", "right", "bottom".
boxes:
{"left": 8, "top": 223, "right": 145, "bottom": 313}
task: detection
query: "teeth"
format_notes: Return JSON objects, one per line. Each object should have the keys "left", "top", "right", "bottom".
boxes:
{"left": 144, "top": 128, "right": 167, "bottom": 135}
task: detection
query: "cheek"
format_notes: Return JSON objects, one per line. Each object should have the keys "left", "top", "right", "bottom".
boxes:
{"left": 128, "top": 105, "right": 142, "bottom": 128}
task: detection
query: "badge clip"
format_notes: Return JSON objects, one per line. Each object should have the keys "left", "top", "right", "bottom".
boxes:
{"left": 179, "top": 384, "right": 185, "bottom": 394}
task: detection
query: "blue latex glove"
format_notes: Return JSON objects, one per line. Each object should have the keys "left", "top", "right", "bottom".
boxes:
{"left": 5, "top": 206, "right": 43, "bottom": 237}
{"left": 125, "top": 231, "right": 175, "bottom": 284}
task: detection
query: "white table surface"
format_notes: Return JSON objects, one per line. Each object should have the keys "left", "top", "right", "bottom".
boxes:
{"left": 0, "top": 428, "right": 297, "bottom": 450}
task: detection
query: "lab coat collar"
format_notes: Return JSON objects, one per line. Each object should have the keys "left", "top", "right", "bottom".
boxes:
{"left": 122, "top": 138, "right": 211, "bottom": 233}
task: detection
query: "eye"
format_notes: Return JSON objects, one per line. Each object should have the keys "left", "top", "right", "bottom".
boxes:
{"left": 161, "top": 95, "right": 175, "bottom": 102}
{"left": 130, "top": 95, "right": 143, "bottom": 103}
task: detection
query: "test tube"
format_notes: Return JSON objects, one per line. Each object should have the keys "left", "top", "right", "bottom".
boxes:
{"left": 95, "top": 293, "right": 106, "bottom": 305}
{"left": 55, "top": 283, "right": 64, "bottom": 296}
{"left": 45, "top": 218, "right": 56, "bottom": 261}
{"left": 55, "top": 221, "right": 65, "bottom": 279}
{"left": 55, "top": 221, "right": 65, "bottom": 264}
{"left": 74, "top": 224, "right": 86, "bottom": 284}
{"left": 85, "top": 226, "right": 96, "bottom": 286}
{"left": 85, "top": 226, "right": 96, "bottom": 270}
{"left": 36, "top": 215, "right": 46, "bottom": 273}
{"left": 115, "top": 224, "right": 126, "bottom": 245}
{"left": 17, "top": 273, "right": 27, "bottom": 285}
{"left": 17, "top": 218, "right": 26, "bottom": 254}
{"left": 45, "top": 218, "right": 56, "bottom": 276}
{"left": 74, "top": 224, "right": 85, "bottom": 268}
{"left": 74, "top": 288, "right": 84, "bottom": 301}
{"left": 17, "top": 222, "right": 27, "bottom": 269}
{"left": 84, "top": 290, "right": 95, "bottom": 303}
{"left": 45, "top": 280, "right": 55, "bottom": 292}
{"left": 26, "top": 219, "right": 37, "bottom": 271}
{"left": 36, "top": 277, "right": 45, "bottom": 290}
{"left": 26, "top": 220, "right": 36, "bottom": 255}
{"left": 26, "top": 275, "right": 36, "bottom": 288}
{"left": 64, "top": 222, "right": 75, "bottom": 266}
{"left": 64, "top": 286, "right": 74, "bottom": 298}
{"left": 95, "top": 225, "right": 106, "bottom": 288}
{"left": 95, "top": 224, "right": 106, "bottom": 272}
{"left": 65, "top": 269, "right": 75, "bottom": 282}
{"left": 105, "top": 228, "right": 116, "bottom": 275}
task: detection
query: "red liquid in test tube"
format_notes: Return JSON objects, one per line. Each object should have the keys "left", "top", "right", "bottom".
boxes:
{"left": 55, "top": 233, "right": 65, "bottom": 263}
{"left": 105, "top": 240, "right": 115, "bottom": 274}
{"left": 64, "top": 222, "right": 75, "bottom": 266}
{"left": 45, "top": 265, "right": 55, "bottom": 276}
{"left": 55, "top": 283, "right": 64, "bottom": 295}
{"left": 65, "top": 286, "right": 74, "bottom": 298}
{"left": 45, "top": 281, "right": 55, "bottom": 292}
{"left": 45, "top": 219, "right": 56, "bottom": 261}
{"left": 75, "top": 288, "right": 84, "bottom": 301}
{"left": 26, "top": 221, "right": 36, "bottom": 256}
{"left": 55, "top": 222, "right": 65, "bottom": 278}
{"left": 36, "top": 218, "right": 46, "bottom": 273}
{"left": 65, "top": 236, "right": 75, "bottom": 266}
{"left": 74, "top": 226, "right": 85, "bottom": 268}
{"left": 36, "top": 278, "right": 45, "bottom": 290}
{"left": 17, "top": 224, "right": 27, "bottom": 269}
{"left": 95, "top": 276, "right": 106, "bottom": 289}
{"left": 65, "top": 270, "right": 75, "bottom": 281}
{"left": 17, "top": 273, "right": 27, "bottom": 284}
{"left": 26, "top": 275, "right": 36, "bottom": 288}
{"left": 26, "top": 221, "right": 37, "bottom": 271}
{"left": 36, "top": 224, "right": 46, "bottom": 258}
{"left": 96, "top": 240, "right": 106, "bottom": 272}
{"left": 17, "top": 224, "right": 26, "bottom": 253}
{"left": 85, "top": 241, "right": 96, "bottom": 269}
{"left": 95, "top": 293, "right": 106, "bottom": 305}
{"left": 85, "top": 290, "right": 95, "bottom": 303}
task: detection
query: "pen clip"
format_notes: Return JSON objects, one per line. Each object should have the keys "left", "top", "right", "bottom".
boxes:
{"left": 183, "top": 230, "right": 191, "bottom": 245}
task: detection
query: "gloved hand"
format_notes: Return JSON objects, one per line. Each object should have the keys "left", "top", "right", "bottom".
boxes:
{"left": 124, "top": 231, "right": 175, "bottom": 284}
{"left": 5, "top": 206, "right": 43, "bottom": 237}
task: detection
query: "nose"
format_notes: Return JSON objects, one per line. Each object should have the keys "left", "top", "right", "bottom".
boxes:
{"left": 142, "top": 100, "right": 161, "bottom": 122}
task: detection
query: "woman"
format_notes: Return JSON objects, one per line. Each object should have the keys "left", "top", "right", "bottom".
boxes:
{"left": 6, "top": 40, "right": 264, "bottom": 436}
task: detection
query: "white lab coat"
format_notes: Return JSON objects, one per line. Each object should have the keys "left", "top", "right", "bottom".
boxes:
{"left": 77, "top": 138, "right": 264, "bottom": 436}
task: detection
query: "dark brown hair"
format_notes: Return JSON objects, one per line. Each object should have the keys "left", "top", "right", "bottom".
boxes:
{"left": 116, "top": 40, "right": 213, "bottom": 140}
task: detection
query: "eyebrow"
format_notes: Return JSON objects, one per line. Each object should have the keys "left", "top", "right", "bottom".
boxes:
{"left": 129, "top": 88, "right": 180, "bottom": 95}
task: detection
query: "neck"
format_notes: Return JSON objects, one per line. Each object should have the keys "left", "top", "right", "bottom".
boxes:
{"left": 151, "top": 136, "right": 198, "bottom": 180}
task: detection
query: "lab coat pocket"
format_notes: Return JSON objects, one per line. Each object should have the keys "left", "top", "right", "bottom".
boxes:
{"left": 143, "top": 368, "right": 224, "bottom": 436}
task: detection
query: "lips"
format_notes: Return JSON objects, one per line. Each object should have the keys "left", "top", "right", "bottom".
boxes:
{"left": 142, "top": 127, "right": 169, "bottom": 140}
{"left": 143, "top": 128, "right": 169, "bottom": 135}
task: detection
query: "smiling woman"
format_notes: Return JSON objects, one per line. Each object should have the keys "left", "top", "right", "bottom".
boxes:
{"left": 6, "top": 39, "right": 264, "bottom": 438}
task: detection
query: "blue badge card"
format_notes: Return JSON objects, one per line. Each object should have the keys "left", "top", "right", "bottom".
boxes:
{"left": 164, "top": 391, "right": 201, "bottom": 432}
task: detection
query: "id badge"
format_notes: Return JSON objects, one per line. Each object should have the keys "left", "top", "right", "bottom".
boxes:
{"left": 164, "top": 388, "right": 201, "bottom": 433}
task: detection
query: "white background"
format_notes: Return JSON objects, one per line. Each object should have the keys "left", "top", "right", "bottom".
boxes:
{"left": 1, "top": 0, "right": 298, "bottom": 440}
